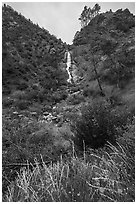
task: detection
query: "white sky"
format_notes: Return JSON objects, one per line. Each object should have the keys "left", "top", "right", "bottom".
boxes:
{"left": 3, "top": 2, "right": 135, "bottom": 44}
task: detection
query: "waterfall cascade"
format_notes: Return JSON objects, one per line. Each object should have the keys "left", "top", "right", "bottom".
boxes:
{"left": 66, "top": 51, "right": 72, "bottom": 83}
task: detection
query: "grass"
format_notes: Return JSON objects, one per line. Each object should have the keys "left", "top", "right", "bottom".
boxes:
{"left": 3, "top": 119, "right": 135, "bottom": 202}
{"left": 2, "top": 87, "right": 135, "bottom": 202}
{"left": 2, "top": 96, "right": 135, "bottom": 202}
{"left": 2, "top": 108, "right": 73, "bottom": 197}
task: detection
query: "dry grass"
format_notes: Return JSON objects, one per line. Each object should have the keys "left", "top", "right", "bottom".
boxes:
{"left": 4, "top": 124, "right": 135, "bottom": 202}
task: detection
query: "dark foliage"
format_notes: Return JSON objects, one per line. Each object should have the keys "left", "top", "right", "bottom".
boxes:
{"left": 2, "top": 5, "right": 66, "bottom": 97}
{"left": 2, "top": 5, "right": 135, "bottom": 201}
{"left": 100, "top": 39, "right": 118, "bottom": 56}
{"left": 78, "top": 4, "right": 101, "bottom": 28}
{"left": 74, "top": 8, "right": 134, "bottom": 46}
{"left": 114, "top": 10, "right": 135, "bottom": 32}
{"left": 71, "top": 100, "right": 133, "bottom": 150}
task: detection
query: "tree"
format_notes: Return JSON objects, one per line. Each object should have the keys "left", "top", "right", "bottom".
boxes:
{"left": 93, "top": 3, "right": 101, "bottom": 15}
{"left": 92, "top": 52, "right": 105, "bottom": 96}
{"left": 78, "top": 6, "right": 91, "bottom": 28}
{"left": 79, "top": 4, "right": 101, "bottom": 28}
{"left": 100, "top": 39, "right": 134, "bottom": 88}
{"left": 90, "top": 45, "right": 105, "bottom": 96}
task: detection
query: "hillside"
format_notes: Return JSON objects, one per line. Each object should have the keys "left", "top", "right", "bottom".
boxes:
{"left": 72, "top": 8, "right": 135, "bottom": 111}
{"left": 2, "top": 5, "right": 135, "bottom": 202}
{"left": 2, "top": 4, "right": 68, "bottom": 97}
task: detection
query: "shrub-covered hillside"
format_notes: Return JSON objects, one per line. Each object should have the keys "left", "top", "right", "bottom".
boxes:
{"left": 2, "top": 4, "right": 67, "bottom": 97}
{"left": 72, "top": 8, "right": 135, "bottom": 111}
{"left": 73, "top": 8, "right": 135, "bottom": 45}
{"left": 2, "top": 4, "right": 135, "bottom": 202}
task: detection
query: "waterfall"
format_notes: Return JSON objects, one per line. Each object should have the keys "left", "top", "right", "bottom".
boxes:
{"left": 66, "top": 51, "right": 72, "bottom": 83}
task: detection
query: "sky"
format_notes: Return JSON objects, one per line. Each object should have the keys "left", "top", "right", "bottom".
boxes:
{"left": 3, "top": 1, "right": 135, "bottom": 44}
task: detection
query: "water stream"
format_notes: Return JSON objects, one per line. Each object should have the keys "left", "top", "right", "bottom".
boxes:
{"left": 66, "top": 51, "right": 72, "bottom": 83}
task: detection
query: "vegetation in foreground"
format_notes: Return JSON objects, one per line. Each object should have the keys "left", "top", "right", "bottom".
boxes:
{"left": 3, "top": 123, "right": 134, "bottom": 202}
{"left": 2, "top": 3, "right": 135, "bottom": 202}
{"left": 2, "top": 100, "right": 135, "bottom": 202}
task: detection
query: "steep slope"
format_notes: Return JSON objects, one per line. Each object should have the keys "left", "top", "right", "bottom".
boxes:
{"left": 2, "top": 4, "right": 67, "bottom": 98}
{"left": 72, "top": 8, "right": 135, "bottom": 111}
{"left": 2, "top": 6, "right": 135, "bottom": 201}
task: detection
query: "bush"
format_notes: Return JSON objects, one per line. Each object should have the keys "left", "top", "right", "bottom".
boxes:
{"left": 100, "top": 39, "right": 117, "bottom": 56}
{"left": 17, "top": 82, "right": 28, "bottom": 90}
{"left": 4, "top": 130, "right": 135, "bottom": 202}
{"left": 71, "top": 100, "right": 132, "bottom": 149}
{"left": 83, "top": 84, "right": 101, "bottom": 97}
{"left": 11, "top": 90, "right": 27, "bottom": 100}
{"left": 2, "top": 97, "right": 13, "bottom": 108}
{"left": 116, "top": 21, "right": 129, "bottom": 32}
{"left": 116, "top": 19, "right": 134, "bottom": 32}
{"left": 101, "top": 50, "right": 134, "bottom": 88}
{"left": 67, "top": 93, "right": 85, "bottom": 105}
{"left": 14, "top": 100, "right": 30, "bottom": 110}
{"left": 2, "top": 112, "right": 134, "bottom": 202}
{"left": 96, "top": 14, "right": 106, "bottom": 24}
{"left": 51, "top": 91, "right": 68, "bottom": 103}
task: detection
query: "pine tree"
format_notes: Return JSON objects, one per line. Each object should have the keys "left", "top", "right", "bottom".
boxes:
{"left": 94, "top": 3, "right": 101, "bottom": 15}
{"left": 79, "top": 4, "right": 101, "bottom": 28}
{"left": 78, "top": 6, "right": 90, "bottom": 28}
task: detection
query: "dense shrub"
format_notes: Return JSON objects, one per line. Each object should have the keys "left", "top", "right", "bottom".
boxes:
{"left": 67, "top": 93, "right": 85, "bottom": 105}
{"left": 14, "top": 100, "right": 30, "bottom": 110}
{"left": 83, "top": 83, "right": 101, "bottom": 97}
{"left": 2, "top": 5, "right": 66, "bottom": 95}
{"left": 116, "top": 21, "right": 129, "bottom": 32}
{"left": 3, "top": 116, "right": 38, "bottom": 165}
{"left": 2, "top": 114, "right": 72, "bottom": 195}
{"left": 2, "top": 97, "right": 13, "bottom": 108}
{"left": 96, "top": 14, "right": 106, "bottom": 24}
{"left": 17, "top": 82, "right": 28, "bottom": 90}
{"left": 3, "top": 114, "right": 68, "bottom": 165}
{"left": 115, "top": 18, "right": 134, "bottom": 32}
{"left": 100, "top": 39, "right": 117, "bottom": 56}
{"left": 3, "top": 126, "right": 135, "bottom": 202}
{"left": 101, "top": 47, "right": 134, "bottom": 88}
{"left": 11, "top": 90, "right": 27, "bottom": 100}
{"left": 71, "top": 100, "right": 132, "bottom": 149}
{"left": 51, "top": 91, "right": 68, "bottom": 103}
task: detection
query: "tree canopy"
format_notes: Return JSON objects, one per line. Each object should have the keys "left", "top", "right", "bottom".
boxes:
{"left": 79, "top": 4, "right": 101, "bottom": 28}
